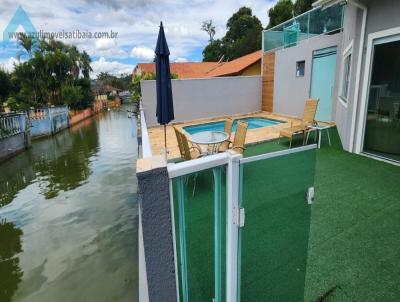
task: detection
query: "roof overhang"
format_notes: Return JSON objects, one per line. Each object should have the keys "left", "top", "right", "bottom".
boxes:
{"left": 313, "top": 0, "right": 347, "bottom": 8}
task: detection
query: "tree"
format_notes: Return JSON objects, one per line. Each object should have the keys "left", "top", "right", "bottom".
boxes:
{"left": 202, "top": 7, "right": 262, "bottom": 62}
{"left": 0, "top": 69, "right": 11, "bottom": 103}
{"left": 76, "top": 78, "right": 93, "bottom": 109}
{"left": 202, "top": 39, "right": 223, "bottom": 62}
{"left": 201, "top": 20, "right": 216, "bottom": 42}
{"left": 131, "top": 72, "right": 156, "bottom": 102}
{"left": 267, "top": 0, "right": 294, "bottom": 29}
{"left": 80, "top": 51, "right": 92, "bottom": 79}
{"left": 17, "top": 33, "right": 36, "bottom": 59}
{"left": 222, "top": 7, "right": 263, "bottom": 60}
{"left": 7, "top": 37, "right": 94, "bottom": 110}
{"left": 60, "top": 85, "right": 83, "bottom": 109}
{"left": 67, "top": 45, "right": 81, "bottom": 80}
{"left": 294, "top": 0, "right": 314, "bottom": 16}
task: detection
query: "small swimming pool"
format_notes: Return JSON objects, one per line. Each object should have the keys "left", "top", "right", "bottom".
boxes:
{"left": 183, "top": 117, "right": 283, "bottom": 135}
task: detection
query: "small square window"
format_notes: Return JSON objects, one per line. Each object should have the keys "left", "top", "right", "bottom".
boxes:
{"left": 296, "top": 61, "right": 305, "bottom": 77}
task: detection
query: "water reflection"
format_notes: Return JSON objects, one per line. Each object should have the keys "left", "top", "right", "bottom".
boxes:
{"left": 0, "top": 108, "right": 138, "bottom": 301}
{"left": 34, "top": 119, "right": 99, "bottom": 199}
{"left": 0, "top": 219, "right": 23, "bottom": 301}
{"left": 0, "top": 116, "right": 99, "bottom": 204}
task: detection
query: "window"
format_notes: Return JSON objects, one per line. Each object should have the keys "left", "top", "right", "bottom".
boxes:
{"left": 296, "top": 61, "right": 305, "bottom": 77}
{"left": 340, "top": 53, "right": 352, "bottom": 102}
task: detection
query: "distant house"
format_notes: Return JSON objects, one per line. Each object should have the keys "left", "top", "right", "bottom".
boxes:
{"left": 134, "top": 62, "right": 219, "bottom": 79}
{"left": 206, "top": 51, "right": 262, "bottom": 77}
{"left": 133, "top": 50, "right": 261, "bottom": 79}
{"left": 92, "top": 82, "right": 122, "bottom": 95}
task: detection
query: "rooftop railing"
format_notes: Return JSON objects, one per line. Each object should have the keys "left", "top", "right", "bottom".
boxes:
{"left": 263, "top": 3, "right": 344, "bottom": 52}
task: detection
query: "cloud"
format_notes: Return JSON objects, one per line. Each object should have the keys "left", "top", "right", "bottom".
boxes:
{"left": 91, "top": 57, "right": 134, "bottom": 78}
{"left": 175, "top": 57, "right": 188, "bottom": 63}
{"left": 0, "top": 57, "right": 19, "bottom": 72}
{"left": 0, "top": 0, "right": 277, "bottom": 77}
{"left": 83, "top": 0, "right": 154, "bottom": 10}
{"left": 95, "top": 39, "right": 128, "bottom": 58}
{"left": 95, "top": 38, "right": 115, "bottom": 51}
{"left": 131, "top": 46, "right": 154, "bottom": 61}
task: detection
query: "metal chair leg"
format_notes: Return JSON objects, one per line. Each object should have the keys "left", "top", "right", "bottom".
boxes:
{"left": 327, "top": 128, "right": 332, "bottom": 146}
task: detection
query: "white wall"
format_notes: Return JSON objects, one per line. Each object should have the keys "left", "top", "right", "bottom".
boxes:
{"left": 273, "top": 33, "right": 342, "bottom": 118}
{"left": 335, "top": 5, "right": 362, "bottom": 151}
{"left": 141, "top": 76, "right": 262, "bottom": 126}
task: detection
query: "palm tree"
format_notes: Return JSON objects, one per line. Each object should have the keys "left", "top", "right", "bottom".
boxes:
{"left": 17, "top": 33, "right": 35, "bottom": 58}
{"left": 80, "top": 51, "right": 92, "bottom": 79}
{"left": 67, "top": 45, "right": 80, "bottom": 80}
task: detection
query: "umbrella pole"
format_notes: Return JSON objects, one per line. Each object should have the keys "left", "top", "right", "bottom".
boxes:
{"left": 164, "top": 124, "right": 167, "bottom": 149}
{"left": 163, "top": 124, "right": 168, "bottom": 161}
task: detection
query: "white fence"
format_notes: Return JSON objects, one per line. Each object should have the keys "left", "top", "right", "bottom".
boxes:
{"left": 0, "top": 113, "right": 25, "bottom": 139}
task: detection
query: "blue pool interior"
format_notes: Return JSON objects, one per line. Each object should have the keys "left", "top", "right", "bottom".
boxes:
{"left": 183, "top": 117, "right": 283, "bottom": 135}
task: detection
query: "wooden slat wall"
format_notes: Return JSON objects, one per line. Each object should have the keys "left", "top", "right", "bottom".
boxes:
{"left": 262, "top": 52, "right": 275, "bottom": 112}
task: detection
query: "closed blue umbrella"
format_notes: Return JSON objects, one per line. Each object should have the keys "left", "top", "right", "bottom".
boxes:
{"left": 155, "top": 21, "right": 174, "bottom": 149}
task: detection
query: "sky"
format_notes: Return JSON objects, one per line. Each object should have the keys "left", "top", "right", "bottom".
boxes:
{"left": 0, "top": 0, "right": 277, "bottom": 78}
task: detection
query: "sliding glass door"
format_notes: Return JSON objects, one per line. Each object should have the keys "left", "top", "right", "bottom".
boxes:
{"left": 363, "top": 35, "right": 400, "bottom": 162}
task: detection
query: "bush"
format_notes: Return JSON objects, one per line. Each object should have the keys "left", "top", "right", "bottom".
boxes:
{"left": 61, "top": 85, "right": 83, "bottom": 110}
{"left": 131, "top": 72, "right": 179, "bottom": 103}
{"left": 76, "top": 78, "right": 94, "bottom": 109}
{"left": 4, "top": 96, "right": 19, "bottom": 112}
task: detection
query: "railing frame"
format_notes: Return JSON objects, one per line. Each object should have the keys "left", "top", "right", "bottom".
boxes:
{"left": 0, "top": 113, "right": 25, "bottom": 139}
{"left": 167, "top": 144, "right": 317, "bottom": 301}
{"left": 262, "top": 4, "right": 344, "bottom": 53}
{"left": 138, "top": 102, "right": 152, "bottom": 158}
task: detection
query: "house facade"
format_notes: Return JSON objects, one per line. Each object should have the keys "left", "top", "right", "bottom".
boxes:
{"left": 263, "top": 0, "right": 400, "bottom": 163}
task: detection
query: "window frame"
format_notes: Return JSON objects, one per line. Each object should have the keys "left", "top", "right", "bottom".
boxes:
{"left": 296, "top": 60, "right": 305, "bottom": 77}
{"left": 339, "top": 42, "right": 353, "bottom": 105}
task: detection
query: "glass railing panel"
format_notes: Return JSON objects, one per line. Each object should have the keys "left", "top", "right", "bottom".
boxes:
{"left": 172, "top": 166, "right": 227, "bottom": 302}
{"left": 263, "top": 4, "right": 344, "bottom": 52}
{"left": 308, "top": 4, "right": 343, "bottom": 35}
{"left": 238, "top": 148, "right": 316, "bottom": 301}
{"left": 264, "top": 30, "right": 284, "bottom": 52}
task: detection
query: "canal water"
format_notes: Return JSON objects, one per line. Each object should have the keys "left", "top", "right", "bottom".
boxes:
{"left": 0, "top": 108, "right": 138, "bottom": 301}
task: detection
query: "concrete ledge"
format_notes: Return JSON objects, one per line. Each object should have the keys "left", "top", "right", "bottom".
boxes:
{"left": 137, "top": 155, "right": 166, "bottom": 173}
{"left": 0, "top": 133, "right": 26, "bottom": 163}
{"left": 137, "top": 155, "right": 177, "bottom": 302}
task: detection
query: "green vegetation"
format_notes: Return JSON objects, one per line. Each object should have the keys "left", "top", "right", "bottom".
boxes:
{"left": 294, "top": 0, "right": 315, "bottom": 16}
{"left": 2, "top": 34, "right": 93, "bottom": 111}
{"left": 267, "top": 0, "right": 294, "bottom": 29}
{"left": 202, "top": 7, "right": 263, "bottom": 61}
{"left": 131, "top": 72, "right": 178, "bottom": 103}
{"left": 0, "top": 69, "right": 12, "bottom": 109}
{"left": 202, "top": 1, "right": 316, "bottom": 61}
{"left": 96, "top": 72, "right": 133, "bottom": 92}
{"left": 267, "top": 0, "right": 316, "bottom": 29}
{"left": 131, "top": 72, "right": 156, "bottom": 103}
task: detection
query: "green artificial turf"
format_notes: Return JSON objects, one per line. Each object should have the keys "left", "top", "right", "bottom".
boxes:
{"left": 172, "top": 129, "right": 400, "bottom": 301}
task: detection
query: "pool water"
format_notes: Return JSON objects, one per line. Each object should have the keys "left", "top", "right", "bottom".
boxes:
{"left": 183, "top": 117, "right": 283, "bottom": 135}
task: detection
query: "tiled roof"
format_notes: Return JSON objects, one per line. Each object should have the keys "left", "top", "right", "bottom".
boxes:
{"left": 205, "top": 50, "right": 262, "bottom": 77}
{"left": 134, "top": 50, "right": 261, "bottom": 78}
{"left": 135, "top": 62, "right": 220, "bottom": 79}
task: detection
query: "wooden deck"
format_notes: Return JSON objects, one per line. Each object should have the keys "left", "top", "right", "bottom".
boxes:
{"left": 147, "top": 111, "right": 307, "bottom": 160}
